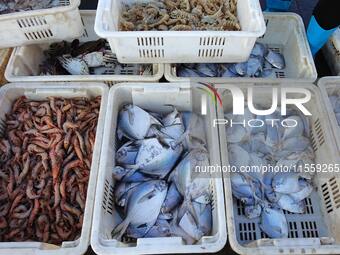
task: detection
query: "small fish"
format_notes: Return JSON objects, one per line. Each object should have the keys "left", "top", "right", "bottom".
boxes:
{"left": 114, "top": 182, "right": 141, "bottom": 207}
{"left": 160, "top": 108, "right": 185, "bottom": 140}
{"left": 177, "top": 67, "right": 200, "bottom": 77}
{"left": 272, "top": 172, "right": 301, "bottom": 194}
{"left": 192, "top": 202, "right": 212, "bottom": 236}
{"left": 245, "top": 56, "right": 263, "bottom": 77}
{"left": 265, "top": 49, "right": 286, "bottom": 70}
{"left": 132, "top": 138, "right": 183, "bottom": 178}
{"left": 261, "top": 68, "right": 273, "bottom": 78}
{"left": 235, "top": 62, "right": 247, "bottom": 76}
{"left": 260, "top": 206, "right": 288, "bottom": 238}
{"left": 290, "top": 179, "right": 313, "bottom": 202}
{"left": 121, "top": 169, "right": 153, "bottom": 183}
{"left": 228, "top": 144, "right": 250, "bottom": 169}
{"left": 251, "top": 43, "right": 267, "bottom": 58}
{"left": 281, "top": 115, "right": 304, "bottom": 140}
{"left": 281, "top": 136, "right": 310, "bottom": 153}
{"left": 195, "top": 63, "right": 217, "bottom": 77}
{"left": 231, "top": 173, "right": 259, "bottom": 204}
{"left": 144, "top": 219, "right": 171, "bottom": 238}
{"left": 118, "top": 104, "right": 162, "bottom": 140}
{"left": 116, "top": 141, "right": 139, "bottom": 165}
{"left": 245, "top": 204, "right": 262, "bottom": 219}
{"left": 112, "top": 180, "right": 168, "bottom": 240}
{"left": 169, "top": 148, "right": 209, "bottom": 196}
{"left": 226, "top": 125, "right": 247, "bottom": 143}
{"left": 277, "top": 194, "right": 305, "bottom": 213}
{"left": 161, "top": 182, "right": 183, "bottom": 213}
{"left": 178, "top": 211, "right": 204, "bottom": 241}
{"left": 220, "top": 66, "right": 239, "bottom": 77}
{"left": 180, "top": 112, "right": 206, "bottom": 149}
{"left": 112, "top": 166, "right": 130, "bottom": 181}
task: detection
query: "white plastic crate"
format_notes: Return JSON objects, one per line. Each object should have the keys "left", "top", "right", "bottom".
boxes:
{"left": 323, "top": 28, "right": 340, "bottom": 76}
{"left": 94, "top": 0, "right": 266, "bottom": 64}
{"left": 0, "top": 48, "right": 12, "bottom": 85}
{"left": 0, "top": 0, "right": 83, "bottom": 49}
{"left": 164, "top": 13, "right": 317, "bottom": 82}
{"left": 319, "top": 77, "right": 340, "bottom": 153}
{"left": 5, "top": 11, "right": 164, "bottom": 85}
{"left": 91, "top": 83, "right": 227, "bottom": 254}
{"left": 216, "top": 82, "right": 340, "bottom": 255}
{"left": 0, "top": 82, "right": 109, "bottom": 255}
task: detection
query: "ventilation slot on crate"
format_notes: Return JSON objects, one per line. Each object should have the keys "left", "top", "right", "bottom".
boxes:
{"left": 301, "top": 221, "right": 319, "bottom": 238}
{"left": 209, "top": 181, "right": 216, "bottom": 211}
{"left": 139, "top": 49, "right": 164, "bottom": 59}
{"left": 310, "top": 118, "right": 325, "bottom": 152}
{"left": 322, "top": 181, "right": 334, "bottom": 213}
{"left": 24, "top": 30, "right": 53, "bottom": 40}
{"left": 270, "top": 47, "right": 281, "bottom": 54}
{"left": 17, "top": 16, "right": 48, "bottom": 28}
{"left": 104, "top": 81, "right": 116, "bottom": 87}
{"left": 288, "top": 222, "right": 298, "bottom": 238}
{"left": 59, "top": 0, "right": 71, "bottom": 6}
{"left": 239, "top": 222, "right": 256, "bottom": 242}
{"left": 330, "top": 178, "right": 340, "bottom": 209}
{"left": 137, "top": 37, "right": 164, "bottom": 46}
{"left": 198, "top": 37, "right": 226, "bottom": 58}
{"left": 198, "top": 49, "right": 224, "bottom": 58}
{"left": 274, "top": 71, "right": 286, "bottom": 78}
{"left": 236, "top": 199, "right": 245, "bottom": 216}
{"left": 199, "top": 37, "right": 226, "bottom": 46}
{"left": 102, "top": 179, "right": 114, "bottom": 215}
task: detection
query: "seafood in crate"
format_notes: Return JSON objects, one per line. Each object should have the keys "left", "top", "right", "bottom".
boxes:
{"left": 40, "top": 39, "right": 152, "bottom": 76}
{"left": 327, "top": 94, "right": 340, "bottom": 126}
{"left": 0, "top": 0, "right": 63, "bottom": 15}
{"left": 176, "top": 42, "right": 285, "bottom": 78}
{"left": 112, "top": 104, "right": 212, "bottom": 244}
{"left": 0, "top": 95, "right": 100, "bottom": 244}
{"left": 119, "top": 0, "right": 240, "bottom": 31}
{"left": 226, "top": 106, "right": 315, "bottom": 238}
{"left": 219, "top": 83, "right": 340, "bottom": 255}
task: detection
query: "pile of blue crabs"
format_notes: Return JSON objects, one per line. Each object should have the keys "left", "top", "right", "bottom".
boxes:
{"left": 227, "top": 106, "right": 315, "bottom": 238}
{"left": 111, "top": 104, "right": 212, "bottom": 244}
{"left": 176, "top": 43, "right": 286, "bottom": 78}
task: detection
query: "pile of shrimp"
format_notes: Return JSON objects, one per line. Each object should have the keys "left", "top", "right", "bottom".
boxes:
{"left": 0, "top": 96, "right": 100, "bottom": 244}
{"left": 119, "top": 0, "right": 240, "bottom": 31}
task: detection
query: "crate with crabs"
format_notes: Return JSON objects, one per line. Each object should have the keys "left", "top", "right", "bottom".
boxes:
{"left": 5, "top": 11, "right": 163, "bottom": 86}
{"left": 165, "top": 13, "right": 316, "bottom": 82}
{"left": 217, "top": 82, "right": 340, "bottom": 255}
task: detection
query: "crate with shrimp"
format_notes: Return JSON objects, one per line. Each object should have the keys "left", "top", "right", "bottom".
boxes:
{"left": 91, "top": 82, "right": 227, "bottom": 254}
{"left": 0, "top": 82, "right": 108, "bottom": 255}
{"left": 5, "top": 11, "right": 164, "bottom": 85}
{"left": 164, "top": 12, "right": 317, "bottom": 82}
{"left": 216, "top": 81, "right": 340, "bottom": 255}
{"left": 94, "top": 0, "right": 266, "bottom": 63}
{"left": 0, "top": 0, "right": 83, "bottom": 49}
